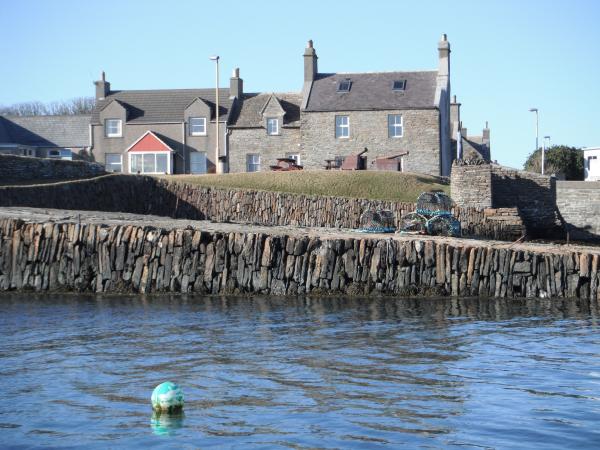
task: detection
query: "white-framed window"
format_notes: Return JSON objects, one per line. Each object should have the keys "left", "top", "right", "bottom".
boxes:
{"left": 105, "top": 153, "right": 123, "bottom": 173}
{"left": 189, "top": 117, "right": 206, "bottom": 136}
{"left": 286, "top": 153, "right": 301, "bottom": 165}
{"left": 129, "top": 152, "right": 171, "bottom": 174}
{"left": 246, "top": 154, "right": 260, "bottom": 172}
{"left": 267, "top": 118, "right": 279, "bottom": 135}
{"left": 335, "top": 115, "right": 349, "bottom": 138}
{"left": 388, "top": 114, "right": 403, "bottom": 138}
{"left": 105, "top": 119, "right": 122, "bottom": 137}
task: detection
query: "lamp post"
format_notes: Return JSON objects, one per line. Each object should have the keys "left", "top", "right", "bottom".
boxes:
{"left": 209, "top": 55, "right": 220, "bottom": 174}
{"left": 543, "top": 136, "right": 551, "bottom": 175}
{"left": 529, "top": 108, "right": 539, "bottom": 172}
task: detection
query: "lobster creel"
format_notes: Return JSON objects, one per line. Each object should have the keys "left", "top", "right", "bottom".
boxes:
{"left": 426, "top": 214, "right": 461, "bottom": 237}
{"left": 359, "top": 209, "right": 396, "bottom": 233}
{"left": 416, "top": 191, "right": 454, "bottom": 216}
{"left": 398, "top": 212, "right": 427, "bottom": 234}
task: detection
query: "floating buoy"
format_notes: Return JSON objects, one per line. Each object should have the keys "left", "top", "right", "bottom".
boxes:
{"left": 151, "top": 382, "right": 184, "bottom": 413}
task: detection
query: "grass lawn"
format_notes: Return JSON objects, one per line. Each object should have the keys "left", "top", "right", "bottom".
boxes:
{"left": 163, "top": 170, "right": 449, "bottom": 202}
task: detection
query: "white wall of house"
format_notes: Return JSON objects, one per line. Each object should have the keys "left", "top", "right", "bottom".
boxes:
{"left": 584, "top": 147, "right": 600, "bottom": 181}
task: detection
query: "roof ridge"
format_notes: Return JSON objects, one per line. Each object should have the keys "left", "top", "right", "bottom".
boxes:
{"left": 333, "top": 69, "right": 438, "bottom": 75}
{"left": 109, "top": 87, "right": 230, "bottom": 93}
{"left": 1, "top": 114, "right": 92, "bottom": 119}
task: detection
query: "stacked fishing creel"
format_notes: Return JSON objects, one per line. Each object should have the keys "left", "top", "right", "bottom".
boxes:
{"left": 358, "top": 209, "right": 396, "bottom": 233}
{"left": 399, "top": 191, "right": 461, "bottom": 237}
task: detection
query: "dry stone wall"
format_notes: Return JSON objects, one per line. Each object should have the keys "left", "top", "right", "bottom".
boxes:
{"left": 556, "top": 181, "right": 600, "bottom": 241}
{"left": 0, "top": 216, "right": 595, "bottom": 299}
{"left": 0, "top": 174, "right": 524, "bottom": 241}
{"left": 0, "top": 154, "right": 105, "bottom": 183}
{"left": 451, "top": 162, "right": 559, "bottom": 235}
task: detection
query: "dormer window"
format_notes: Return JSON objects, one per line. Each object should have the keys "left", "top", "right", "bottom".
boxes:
{"left": 393, "top": 80, "right": 406, "bottom": 91}
{"left": 105, "top": 119, "right": 122, "bottom": 137}
{"left": 189, "top": 117, "right": 206, "bottom": 136}
{"left": 337, "top": 79, "right": 352, "bottom": 92}
{"left": 267, "top": 118, "right": 279, "bottom": 135}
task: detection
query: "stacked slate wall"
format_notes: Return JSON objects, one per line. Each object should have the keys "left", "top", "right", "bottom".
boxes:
{"left": 0, "top": 154, "right": 105, "bottom": 183}
{"left": 0, "top": 174, "right": 524, "bottom": 241}
{"left": 556, "top": 181, "right": 600, "bottom": 241}
{"left": 0, "top": 217, "right": 596, "bottom": 299}
{"left": 451, "top": 162, "right": 559, "bottom": 235}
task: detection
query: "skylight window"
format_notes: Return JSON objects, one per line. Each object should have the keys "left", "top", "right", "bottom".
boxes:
{"left": 337, "top": 79, "right": 352, "bottom": 92}
{"left": 393, "top": 80, "right": 406, "bottom": 91}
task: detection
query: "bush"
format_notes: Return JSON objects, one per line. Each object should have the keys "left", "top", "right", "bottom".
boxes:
{"left": 523, "top": 145, "right": 583, "bottom": 180}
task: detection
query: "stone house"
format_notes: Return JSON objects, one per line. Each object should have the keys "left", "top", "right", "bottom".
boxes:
{"left": 227, "top": 92, "right": 302, "bottom": 172}
{"left": 89, "top": 72, "right": 238, "bottom": 174}
{"left": 88, "top": 35, "right": 488, "bottom": 177}
{"left": 299, "top": 36, "right": 453, "bottom": 176}
{"left": 228, "top": 35, "right": 489, "bottom": 176}
{"left": 0, "top": 115, "right": 91, "bottom": 159}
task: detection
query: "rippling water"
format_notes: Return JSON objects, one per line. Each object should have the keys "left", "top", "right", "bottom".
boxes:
{"left": 1, "top": 294, "right": 600, "bottom": 449}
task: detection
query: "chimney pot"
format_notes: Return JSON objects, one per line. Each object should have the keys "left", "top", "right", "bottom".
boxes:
{"left": 307, "top": 39, "right": 313, "bottom": 48}
{"left": 232, "top": 68, "right": 239, "bottom": 78}
{"left": 441, "top": 33, "right": 447, "bottom": 41}
{"left": 452, "top": 95, "right": 457, "bottom": 103}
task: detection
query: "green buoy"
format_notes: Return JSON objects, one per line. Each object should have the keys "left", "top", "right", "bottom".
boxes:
{"left": 151, "top": 381, "right": 184, "bottom": 413}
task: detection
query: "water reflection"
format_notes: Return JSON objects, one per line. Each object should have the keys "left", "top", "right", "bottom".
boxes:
{"left": 150, "top": 411, "right": 184, "bottom": 436}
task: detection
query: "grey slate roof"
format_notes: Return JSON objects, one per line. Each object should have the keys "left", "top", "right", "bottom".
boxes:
{"left": 229, "top": 93, "right": 302, "bottom": 128}
{"left": 0, "top": 115, "right": 91, "bottom": 147}
{"left": 91, "top": 88, "right": 233, "bottom": 124}
{"left": 0, "top": 117, "right": 11, "bottom": 143}
{"left": 304, "top": 71, "right": 439, "bottom": 112}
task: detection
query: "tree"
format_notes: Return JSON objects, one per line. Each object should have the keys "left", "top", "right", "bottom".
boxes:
{"left": 524, "top": 145, "right": 584, "bottom": 180}
{"left": 0, "top": 97, "right": 95, "bottom": 116}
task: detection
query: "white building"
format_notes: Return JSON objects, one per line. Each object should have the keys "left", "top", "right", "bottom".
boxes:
{"left": 584, "top": 147, "right": 600, "bottom": 181}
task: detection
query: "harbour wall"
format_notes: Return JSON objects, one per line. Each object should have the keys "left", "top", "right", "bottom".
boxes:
{"left": 1, "top": 214, "right": 597, "bottom": 299}
{"left": 0, "top": 174, "right": 524, "bottom": 241}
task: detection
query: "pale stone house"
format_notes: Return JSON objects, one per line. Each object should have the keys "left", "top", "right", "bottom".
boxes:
{"left": 228, "top": 92, "right": 302, "bottom": 172}
{"left": 298, "top": 36, "right": 453, "bottom": 176}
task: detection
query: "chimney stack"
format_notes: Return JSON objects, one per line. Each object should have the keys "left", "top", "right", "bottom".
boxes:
{"left": 438, "top": 33, "right": 450, "bottom": 77}
{"left": 483, "top": 121, "right": 490, "bottom": 143}
{"left": 303, "top": 39, "right": 318, "bottom": 83}
{"left": 450, "top": 95, "right": 461, "bottom": 133}
{"left": 94, "top": 71, "right": 110, "bottom": 100}
{"left": 229, "top": 68, "right": 243, "bottom": 99}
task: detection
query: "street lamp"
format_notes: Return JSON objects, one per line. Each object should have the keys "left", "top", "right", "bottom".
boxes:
{"left": 543, "top": 136, "right": 551, "bottom": 175}
{"left": 529, "top": 108, "right": 544, "bottom": 173}
{"left": 209, "top": 55, "right": 220, "bottom": 174}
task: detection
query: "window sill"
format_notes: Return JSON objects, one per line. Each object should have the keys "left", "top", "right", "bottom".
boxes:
{"left": 190, "top": 133, "right": 207, "bottom": 137}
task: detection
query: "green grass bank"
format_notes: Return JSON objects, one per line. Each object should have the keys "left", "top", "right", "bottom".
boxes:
{"left": 163, "top": 170, "right": 449, "bottom": 202}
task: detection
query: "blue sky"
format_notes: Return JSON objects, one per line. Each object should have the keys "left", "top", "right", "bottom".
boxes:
{"left": 1, "top": 0, "right": 598, "bottom": 169}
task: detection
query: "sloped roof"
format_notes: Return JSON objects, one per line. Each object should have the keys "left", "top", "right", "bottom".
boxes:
{"left": 304, "top": 71, "right": 439, "bottom": 112}
{"left": 91, "top": 88, "right": 234, "bottom": 124}
{"left": 0, "top": 115, "right": 91, "bottom": 147}
{"left": 229, "top": 92, "right": 302, "bottom": 128}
